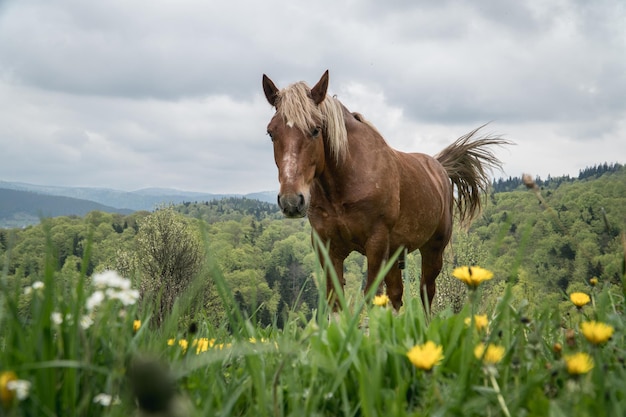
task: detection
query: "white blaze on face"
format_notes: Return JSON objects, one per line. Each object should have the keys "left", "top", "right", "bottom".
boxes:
{"left": 278, "top": 120, "right": 300, "bottom": 187}
{"left": 281, "top": 146, "right": 300, "bottom": 186}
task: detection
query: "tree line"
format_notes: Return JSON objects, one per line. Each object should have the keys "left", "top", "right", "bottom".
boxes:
{"left": 492, "top": 162, "right": 623, "bottom": 193}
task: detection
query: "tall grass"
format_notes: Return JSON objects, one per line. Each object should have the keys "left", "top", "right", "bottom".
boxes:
{"left": 1, "top": 228, "right": 625, "bottom": 416}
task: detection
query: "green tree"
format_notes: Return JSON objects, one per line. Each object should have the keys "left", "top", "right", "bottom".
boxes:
{"left": 136, "top": 208, "right": 204, "bottom": 325}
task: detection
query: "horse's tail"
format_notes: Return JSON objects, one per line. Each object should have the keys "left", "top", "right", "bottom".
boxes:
{"left": 435, "top": 125, "right": 511, "bottom": 224}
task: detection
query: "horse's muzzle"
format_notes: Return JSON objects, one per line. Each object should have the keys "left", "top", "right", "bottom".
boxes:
{"left": 277, "top": 193, "right": 307, "bottom": 218}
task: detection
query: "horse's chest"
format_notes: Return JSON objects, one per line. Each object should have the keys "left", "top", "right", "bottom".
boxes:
{"left": 308, "top": 203, "right": 377, "bottom": 253}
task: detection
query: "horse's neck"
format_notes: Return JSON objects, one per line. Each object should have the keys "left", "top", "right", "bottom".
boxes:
{"left": 315, "top": 116, "right": 389, "bottom": 203}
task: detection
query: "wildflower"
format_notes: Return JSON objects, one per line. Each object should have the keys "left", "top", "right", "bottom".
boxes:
{"left": 464, "top": 314, "right": 489, "bottom": 331}
{"left": 133, "top": 320, "right": 142, "bottom": 333}
{"left": 92, "top": 270, "right": 132, "bottom": 290}
{"left": 565, "top": 352, "right": 594, "bottom": 375}
{"left": 86, "top": 290, "right": 105, "bottom": 311}
{"left": 580, "top": 321, "right": 614, "bottom": 345}
{"left": 106, "top": 287, "right": 140, "bottom": 306}
{"left": 180, "top": 339, "right": 189, "bottom": 352}
{"left": 373, "top": 294, "right": 390, "bottom": 307}
{"left": 6, "top": 380, "right": 31, "bottom": 401}
{"left": 80, "top": 315, "right": 94, "bottom": 330}
{"left": 452, "top": 266, "right": 494, "bottom": 289}
{"left": 24, "top": 281, "right": 44, "bottom": 296}
{"left": 553, "top": 343, "right": 562, "bottom": 354}
{"left": 407, "top": 341, "right": 444, "bottom": 371}
{"left": 589, "top": 277, "right": 598, "bottom": 286}
{"left": 569, "top": 292, "right": 591, "bottom": 308}
{"left": 93, "top": 393, "right": 120, "bottom": 406}
{"left": 167, "top": 339, "right": 189, "bottom": 353}
{"left": 474, "top": 343, "right": 505, "bottom": 365}
{"left": 1, "top": 371, "right": 17, "bottom": 408}
{"left": 50, "top": 312, "right": 63, "bottom": 325}
{"left": 1, "top": 371, "right": 31, "bottom": 408}
{"left": 214, "top": 342, "right": 232, "bottom": 350}
{"left": 193, "top": 338, "right": 211, "bottom": 354}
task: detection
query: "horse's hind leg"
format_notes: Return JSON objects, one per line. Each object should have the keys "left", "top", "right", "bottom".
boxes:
{"left": 384, "top": 266, "right": 403, "bottom": 310}
{"left": 419, "top": 241, "right": 447, "bottom": 311}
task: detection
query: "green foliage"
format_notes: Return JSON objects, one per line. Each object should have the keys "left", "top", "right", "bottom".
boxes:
{"left": 473, "top": 166, "right": 626, "bottom": 312}
{"left": 135, "top": 208, "right": 204, "bottom": 326}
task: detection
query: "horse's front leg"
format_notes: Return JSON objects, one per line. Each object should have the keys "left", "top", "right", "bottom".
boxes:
{"left": 316, "top": 245, "right": 346, "bottom": 311}
{"left": 329, "top": 254, "right": 346, "bottom": 311}
{"left": 364, "top": 229, "right": 390, "bottom": 299}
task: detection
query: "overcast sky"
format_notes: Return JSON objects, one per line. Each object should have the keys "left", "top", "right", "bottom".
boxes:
{"left": 1, "top": 0, "right": 624, "bottom": 194}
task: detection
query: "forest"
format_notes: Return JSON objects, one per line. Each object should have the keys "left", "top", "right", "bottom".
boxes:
{"left": 0, "top": 164, "right": 624, "bottom": 327}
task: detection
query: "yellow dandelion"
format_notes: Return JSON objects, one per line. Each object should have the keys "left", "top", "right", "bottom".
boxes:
{"left": 373, "top": 294, "right": 390, "bottom": 307}
{"left": 570, "top": 292, "right": 591, "bottom": 308}
{"left": 589, "top": 277, "right": 598, "bottom": 286}
{"left": 464, "top": 314, "right": 489, "bottom": 331}
{"left": 0, "top": 371, "right": 17, "bottom": 409}
{"left": 178, "top": 339, "right": 189, "bottom": 352}
{"left": 406, "top": 341, "right": 444, "bottom": 371}
{"left": 167, "top": 338, "right": 176, "bottom": 346}
{"left": 474, "top": 343, "right": 505, "bottom": 365}
{"left": 581, "top": 321, "right": 614, "bottom": 345}
{"left": 193, "top": 338, "right": 211, "bottom": 354}
{"left": 133, "top": 320, "right": 141, "bottom": 333}
{"left": 565, "top": 352, "right": 594, "bottom": 375}
{"left": 452, "top": 266, "right": 494, "bottom": 289}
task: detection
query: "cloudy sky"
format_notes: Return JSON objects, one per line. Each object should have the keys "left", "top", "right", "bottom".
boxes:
{"left": 1, "top": 0, "right": 624, "bottom": 194}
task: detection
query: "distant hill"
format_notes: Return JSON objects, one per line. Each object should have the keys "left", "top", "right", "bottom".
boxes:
{"left": 0, "top": 181, "right": 277, "bottom": 211}
{"left": 0, "top": 188, "right": 133, "bottom": 228}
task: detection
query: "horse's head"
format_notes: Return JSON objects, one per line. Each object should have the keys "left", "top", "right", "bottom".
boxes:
{"left": 262, "top": 70, "right": 330, "bottom": 218}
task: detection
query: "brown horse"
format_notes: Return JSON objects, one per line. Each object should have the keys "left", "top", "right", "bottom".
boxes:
{"left": 262, "top": 70, "right": 510, "bottom": 310}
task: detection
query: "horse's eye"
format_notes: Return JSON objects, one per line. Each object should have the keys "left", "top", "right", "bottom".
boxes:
{"left": 311, "top": 127, "right": 321, "bottom": 138}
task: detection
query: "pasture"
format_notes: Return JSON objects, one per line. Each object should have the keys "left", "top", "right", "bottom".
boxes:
{"left": 1, "top": 234, "right": 624, "bottom": 416}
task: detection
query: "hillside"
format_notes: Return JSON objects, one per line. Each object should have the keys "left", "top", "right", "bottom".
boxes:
{"left": 0, "top": 188, "right": 133, "bottom": 228}
{"left": 0, "top": 181, "right": 277, "bottom": 211}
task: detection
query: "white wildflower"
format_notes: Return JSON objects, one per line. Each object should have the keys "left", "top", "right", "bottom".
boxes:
{"left": 6, "top": 379, "right": 31, "bottom": 400}
{"left": 50, "top": 312, "right": 63, "bottom": 325}
{"left": 86, "top": 290, "right": 105, "bottom": 311}
{"left": 80, "top": 315, "right": 94, "bottom": 329}
{"left": 24, "top": 281, "right": 44, "bottom": 295}
{"left": 92, "top": 270, "right": 131, "bottom": 290}
{"left": 93, "top": 393, "right": 120, "bottom": 406}
{"left": 106, "top": 288, "right": 140, "bottom": 306}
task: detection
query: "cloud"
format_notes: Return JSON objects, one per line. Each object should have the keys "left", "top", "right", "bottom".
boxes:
{"left": 0, "top": 0, "right": 624, "bottom": 193}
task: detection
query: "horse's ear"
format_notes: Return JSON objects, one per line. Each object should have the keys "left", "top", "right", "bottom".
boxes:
{"left": 262, "top": 74, "right": 279, "bottom": 107}
{"left": 311, "top": 70, "right": 329, "bottom": 105}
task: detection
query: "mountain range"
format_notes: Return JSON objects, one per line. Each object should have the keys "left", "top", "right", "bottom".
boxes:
{"left": 0, "top": 180, "right": 277, "bottom": 228}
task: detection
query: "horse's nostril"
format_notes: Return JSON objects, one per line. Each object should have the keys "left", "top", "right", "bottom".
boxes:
{"left": 298, "top": 193, "right": 305, "bottom": 209}
{"left": 277, "top": 194, "right": 282, "bottom": 209}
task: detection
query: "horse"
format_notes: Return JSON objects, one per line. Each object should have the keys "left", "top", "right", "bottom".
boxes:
{"left": 262, "top": 70, "right": 510, "bottom": 311}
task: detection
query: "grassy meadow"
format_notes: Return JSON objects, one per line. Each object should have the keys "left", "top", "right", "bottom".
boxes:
{"left": 1, "top": 230, "right": 625, "bottom": 417}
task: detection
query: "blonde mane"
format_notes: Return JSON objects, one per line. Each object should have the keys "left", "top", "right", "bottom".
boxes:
{"left": 275, "top": 82, "right": 349, "bottom": 163}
